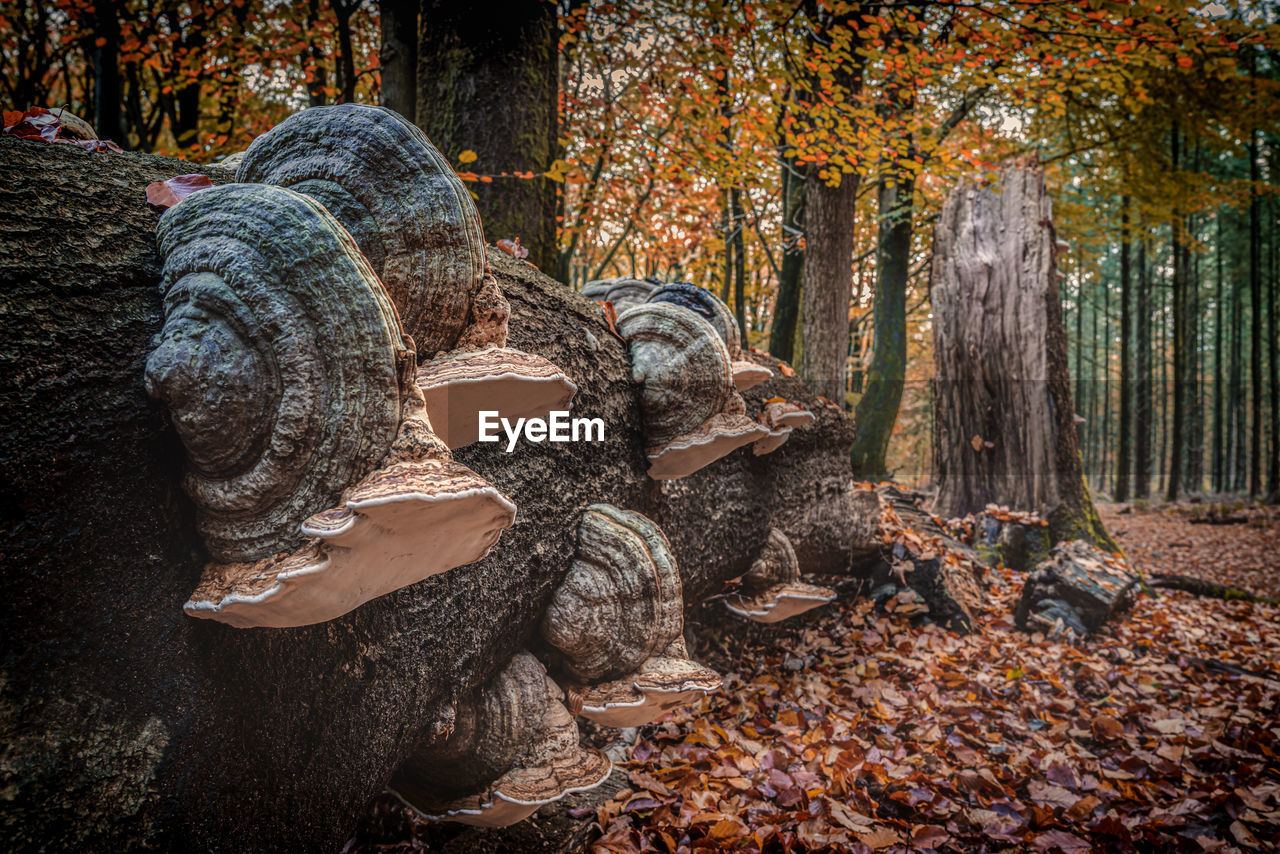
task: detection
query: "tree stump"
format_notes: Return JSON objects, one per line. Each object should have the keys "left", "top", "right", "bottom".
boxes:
{"left": 929, "top": 155, "right": 1115, "bottom": 557}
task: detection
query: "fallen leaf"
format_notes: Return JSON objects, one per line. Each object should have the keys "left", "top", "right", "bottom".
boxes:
{"left": 146, "top": 173, "right": 214, "bottom": 209}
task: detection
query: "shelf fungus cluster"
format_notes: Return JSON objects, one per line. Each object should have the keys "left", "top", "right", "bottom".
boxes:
{"left": 145, "top": 183, "right": 516, "bottom": 628}
{"left": 580, "top": 276, "right": 660, "bottom": 311}
{"left": 616, "top": 302, "right": 767, "bottom": 479}
{"left": 725, "top": 529, "right": 837, "bottom": 623}
{"left": 238, "top": 103, "right": 576, "bottom": 449}
{"left": 541, "top": 505, "right": 721, "bottom": 727}
{"left": 646, "top": 283, "right": 773, "bottom": 392}
{"left": 753, "top": 399, "right": 818, "bottom": 456}
{"left": 388, "top": 651, "right": 612, "bottom": 827}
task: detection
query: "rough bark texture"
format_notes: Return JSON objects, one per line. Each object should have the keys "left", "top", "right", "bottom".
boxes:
{"left": 1015, "top": 541, "right": 1138, "bottom": 636}
{"left": 0, "top": 137, "right": 869, "bottom": 852}
{"left": 416, "top": 0, "right": 559, "bottom": 274}
{"left": 799, "top": 171, "right": 858, "bottom": 404}
{"left": 856, "top": 485, "right": 988, "bottom": 633}
{"left": 930, "top": 158, "right": 1115, "bottom": 555}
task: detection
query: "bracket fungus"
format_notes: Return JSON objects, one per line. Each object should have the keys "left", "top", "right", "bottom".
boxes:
{"left": 237, "top": 103, "right": 575, "bottom": 448}
{"left": 616, "top": 303, "right": 768, "bottom": 480}
{"left": 752, "top": 399, "right": 818, "bottom": 456}
{"left": 388, "top": 651, "right": 611, "bottom": 827}
{"left": 646, "top": 283, "right": 773, "bottom": 392}
{"left": 541, "top": 505, "right": 721, "bottom": 727}
{"left": 581, "top": 276, "right": 660, "bottom": 311}
{"left": 725, "top": 529, "right": 837, "bottom": 623}
{"left": 145, "top": 183, "right": 515, "bottom": 628}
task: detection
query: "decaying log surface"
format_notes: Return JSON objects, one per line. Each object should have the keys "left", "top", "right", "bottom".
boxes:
{"left": 1015, "top": 541, "right": 1138, "bottom": 636}
{"left": 850, "top": 485, "right": 988, "bottom": 632}
{"left": 929, "top": 155, "right": 1114, "bottom": 555}
{"left": 0, "top": 137, "right": 871, "bottom": 852}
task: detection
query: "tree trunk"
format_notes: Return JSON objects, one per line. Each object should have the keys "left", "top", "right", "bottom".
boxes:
{"left": 1249, "top": 124, "right": 1263, "bottom": 496}
{"left": 731, "top": 187, "right": 748, "bottom": 347}
{"left": 1167, "top": 125, "right": 1184, "bottom": 502}
{"left": 417, "top": 0, "right": 560, "bottom": 275}
{"left": 931, "top": 157, "right": 1114, "bottom": 552}
{"left": 850, "top": 171, "right": 913, "bottom": 479}
{"left": 800, "top": 168, "right": 859, "bottom": 404}
{"left": 380, "top": 0, "right": 419, "bottom": 121}
{"left": 1213, "top": 215, "right": 1225, "bottom": 494}
{"left": 92, "top": 6, "right": 123, "bottom": 145}
{"left": 1115, "top": 195, "right": 1132, "bottom": 502}
{"left": 0, "top": 137, "right": 876, "bottom": 851}
{"left": 1134, "top": 239, "right": 1151, "bottom": 499}
{"left": 1269, "top": 184, "right": 1279, "bottom": 500}
{"left": 769, "top": 156, "right": 805, "bottom": 363}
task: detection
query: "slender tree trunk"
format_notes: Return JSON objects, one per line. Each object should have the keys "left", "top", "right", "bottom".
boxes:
{"left": 1075, "top": 258, "right": 1086, "bottom": 450}
{"left": 1269, "top": 187, "right": 1279, "bottom": 499}
{"left": 1101, "top": 259, "right": 1111, "bottom": 492}
{"left": 769, "top": 156, "right": 805, "bottom": 362}
{"left": 1230, "top": 230, "right": 1246, "bottom": 492}
{"left": 1088, "top": 267, "right": 1099, "bottom": 486}
{"left": 1159, "top": 263, "right": 1170, "bottom": 496}
{"left": 306, "top": 0, "right": 329, "bottom": 106}
{"left": 1135, "top": 239, "right": 1151, "bottom": 499}
{"left": 1249, "top": 124, "right": 1263, "bottom": 495}
{"left": 931, "top": 158, "right": 1114, "bottom": 550}
{"left": 417, "top": 0, "right": 560, "bottom": 274}
{"left": 91, "top": 6, "right": 123, "bottom": 145}
{"left": 379, "top": 0, "right": 418, "bottom": 121}
{"left": 335, "top": 0, "right": 358, "bottom": 103}
{"left": 1116, "top": 195, "right": 1132, "bottom": 501}
{"left": 1213, "top": 214, "right": 1225, "bottom": 493}
{"left": 1167, "top": 127, "right": 1184, "bottom": 502}
{"left": 720, "top": 195, "right": 733, "bottom": 303}
{"left": 731, "top": 187, "right": 747, "bottom": 347}
{"left": 850, "top": 170, "right": 913, "bottom": 477}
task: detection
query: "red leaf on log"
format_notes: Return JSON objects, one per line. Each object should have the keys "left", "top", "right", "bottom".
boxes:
{"left": 145, "top": 174, "right": 214, "bottom": 209}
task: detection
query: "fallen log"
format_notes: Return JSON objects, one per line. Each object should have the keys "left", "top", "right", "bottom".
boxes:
{"left": 1015, "top": 541, "right": 1139, "bottom": 636}
{"left": 0, "top": 136, "right": 874, "bottom": 851}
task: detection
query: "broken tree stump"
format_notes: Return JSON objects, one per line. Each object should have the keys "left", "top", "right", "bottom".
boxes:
{"left": 929, "top": 154, "right": 1115, "bottom": 557}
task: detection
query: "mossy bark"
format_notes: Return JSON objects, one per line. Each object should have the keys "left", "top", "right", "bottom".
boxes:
{"left": 0, "top": 137, "right": 873, "bottom": 851}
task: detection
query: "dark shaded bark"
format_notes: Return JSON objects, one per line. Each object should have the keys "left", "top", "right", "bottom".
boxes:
{"left": 91, "top": 6, "right": 123, "bottom": 145}
{"left": 1249, "top": 124, "right": 1263, "bottom": 496}
{"left": 1115, "top": 195, "right": 1132, "bottom": 502}
{"left": 306, "top": 0, "right": 330, "bottom": 107}
{"left": 1134, "top": 239, "right": 1151, "bottom": 499}
{"left": 1167, "top": 125, "right": 1185, "bottom": 502}
{"left": 334, "top": 0, "right": 360, "bottom": 103}
{"left": 379, "top": 0, "right": 419, "bottom": 123}
{"left": 930, "top": 157, "right": 1115, "bottom": 551}
{"left": 0, "top": 137, "right": 874, "bottom": 851}
{"left": 417, "top": 0, "right": 560, "bottom": 275}
{"left": 1213, "top": 216, "right": 1225, "bottom": 494}
{"left": 768, "top": 157, "right": 805, "bottom": 362}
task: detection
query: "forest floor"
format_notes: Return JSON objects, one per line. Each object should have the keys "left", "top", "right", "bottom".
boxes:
{"left": 356, "top": 502, "right": 1280, "bottom": 854}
